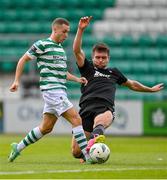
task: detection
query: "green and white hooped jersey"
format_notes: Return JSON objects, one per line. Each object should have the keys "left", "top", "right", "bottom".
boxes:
{"left": 26, "top": 38, "right": 67, "bottom": 91}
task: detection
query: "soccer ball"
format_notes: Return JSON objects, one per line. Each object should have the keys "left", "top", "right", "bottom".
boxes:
{"left": 89, "top": 143, "right": 110, "bottom": 164}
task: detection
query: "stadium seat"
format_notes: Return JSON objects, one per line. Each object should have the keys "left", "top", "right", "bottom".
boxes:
{"left": 23, "top": 23, "right": 51, "bottom": 33}
{"left": 116, "top": 0, "right": 135, "bottom": 7}
{"left": 88, "top": 9, "right": 103, "bottom": 20}
{"left": 1, "top": 62, "right": 17, "bottom": 72}
{"left": 149, "top": 62, "right": 167, "bottom": 73}
{"left": 116, "top": 88, "right": 145, "bottom": 100}
{"left": 160, "top": 48, "right": 167, "bottom": 60}
{"left": 131, "top": 61, "right": 150, "bottom": 74}
{"left": 110, "top": 48, "right": 125, "bottom": 60}
{"left": 142, "top": 48, "right": 160, "bottom": 60}
{"left": 9, "top": 0, "right": 31, "bottom": 9}
{"left": 156, "top": 35, "right": 167, "bottom": 46}
{"left": 8, "top": 0, "right": 51, "bottom": 9}
{"left": 104, "top": 9, "right": 123, "bottom": 20}
{"left": 82, "top": 48, "right": 92, "bottom": 59}
{"left": 133, "top": 0, "right": 151, "bottom": 7}
{"left": 125, "top": 48, "right": 143, "bottom": 60}
{"left": 111, "top": 60, "right": 132, "bottom": 73}
{"left": 137, "top": 75, "right": 157, "bottom": 86}
{"left": 4, "top": 23, "right": 25, "bottom": 33}
{"left": 0, "top": 24, "right": 8, "bottom": 33}
{"left": 156, "top": 75, "right": 167, "bottom": 84}
{"left": 123, "top": 9, "right": 140, "bottom": 20}
{"left": 137, "top": 35, "right": 156, "bottom": 47}
{"left": 0, "top": 39, "right": 29, "bottom": 47}
{"left": 150, "top": 0, "right": 167, "bottom": 7}
{"left": 0, "top": 0, "right": 11, "bottom": 9}
{"left": 103, "top": 36, "right": 121, "bottom": 46}
{"left": 158, "top": 9, "right": 167, "bottom": 19}
{"left": 129, "top": 22, "right": 146, "bottom": 35}
{"left": 95, "top": 0, "right": 116, "bottom": 8}
{"left": 0, "top": 48, "right": 25, "bottom": 59}
{"left": 120, "top": 35, "right": 137, "bottom": 47}
{"left": 0, "top": 10, "right": 18, "bottom": 21}
{"left": 139, "top": 9, "right": 157, "bottom": 20}
{"left": 146, "top": 22, "right": 165, "bottom": 35}
{"left": 82, "top": 35, "right": 99, "bottom": 47}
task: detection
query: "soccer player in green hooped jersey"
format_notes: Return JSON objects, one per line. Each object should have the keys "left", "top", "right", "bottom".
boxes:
{"left": 8, "top": 18, "right": 92, "bottom": 163}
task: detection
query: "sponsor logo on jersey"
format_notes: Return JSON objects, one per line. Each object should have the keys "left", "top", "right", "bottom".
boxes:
{"left": 94, "top": 70, "right": 111, "bottom": 78}
{"left": 53, "top": 55, "right": 67, "bottom": 61}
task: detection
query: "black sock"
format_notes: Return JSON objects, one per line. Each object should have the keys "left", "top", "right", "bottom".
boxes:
{"left": 90, "top": 124, "right": 105, "bottom": 139}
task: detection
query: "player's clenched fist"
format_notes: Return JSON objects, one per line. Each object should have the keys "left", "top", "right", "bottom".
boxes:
{"left": 9, "top": 81, "right": 19, "bottom": 92}
{"left": 78, "top": 16, "right": 92, "bottom": 30}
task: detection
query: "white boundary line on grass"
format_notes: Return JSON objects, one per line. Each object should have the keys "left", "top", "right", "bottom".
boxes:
{"left": 0, "top": 167, "right": 167, "bottom": 175}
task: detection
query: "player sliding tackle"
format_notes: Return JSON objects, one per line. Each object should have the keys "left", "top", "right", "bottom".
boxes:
{"left": 71, "top": 16, "right": 164, "bottom": 163}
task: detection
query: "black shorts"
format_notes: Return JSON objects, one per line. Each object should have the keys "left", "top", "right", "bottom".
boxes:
{"left": 79, "top": 100, "right": 115, "bottom": 132}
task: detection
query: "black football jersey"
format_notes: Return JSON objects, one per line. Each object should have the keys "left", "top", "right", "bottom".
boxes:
{"left": 78, "top": 59, "right": 128, "bottom": 106}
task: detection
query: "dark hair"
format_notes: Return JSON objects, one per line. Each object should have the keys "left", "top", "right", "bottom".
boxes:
{"left": 52, "top": 18, "right": 69, "bottom": 27}
{"left": 92, "top": 43, "right": 110, "bottom": 56}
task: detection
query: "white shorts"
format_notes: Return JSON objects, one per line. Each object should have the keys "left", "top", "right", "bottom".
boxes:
{"left": 42, "top": 89, "right": 73, "bottom": 117}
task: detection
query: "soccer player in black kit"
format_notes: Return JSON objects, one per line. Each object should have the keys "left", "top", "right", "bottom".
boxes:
{"left": 71, "top": 16, "right": 164, "bottom": 163}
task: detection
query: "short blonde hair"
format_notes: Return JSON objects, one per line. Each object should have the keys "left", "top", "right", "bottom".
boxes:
{"left": 52, "top": 18, "right": 69, "bottom": 28}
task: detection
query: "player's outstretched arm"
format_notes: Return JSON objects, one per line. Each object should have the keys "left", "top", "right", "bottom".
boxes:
{"left": 73, "top": 16, "right": 92, "bottom": 67}
{"left": 10, "top": 54, "right": 31, "bottom": 92}
{"left": 122, "top": 79, "right": 164, "bottom": 92}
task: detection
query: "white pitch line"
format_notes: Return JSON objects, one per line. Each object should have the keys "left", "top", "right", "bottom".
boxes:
{"left": 0, "top": 167, "right": 167, "bottom": 175}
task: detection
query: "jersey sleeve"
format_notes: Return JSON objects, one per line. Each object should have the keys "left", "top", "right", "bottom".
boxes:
{"left": 113, "top": 68, "right": 128, "bottom": 85}
{"left": 26, "top": 40, "right": 45, "bottom": 60}
{"left": 78, "top": 58, "right": 92, "bottom": 76}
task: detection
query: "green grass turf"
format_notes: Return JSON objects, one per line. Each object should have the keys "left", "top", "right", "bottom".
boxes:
{"left": 0, "top": 134, "right": 167, "bottom": 179}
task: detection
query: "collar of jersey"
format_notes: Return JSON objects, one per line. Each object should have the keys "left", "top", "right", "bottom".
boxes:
{"left": 48, "top": 38, "right": 61, "bottom": 46}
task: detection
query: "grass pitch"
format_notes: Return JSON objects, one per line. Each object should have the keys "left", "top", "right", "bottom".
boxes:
{"left": 0, "top": 134, "right": 167, "bottom": 179}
